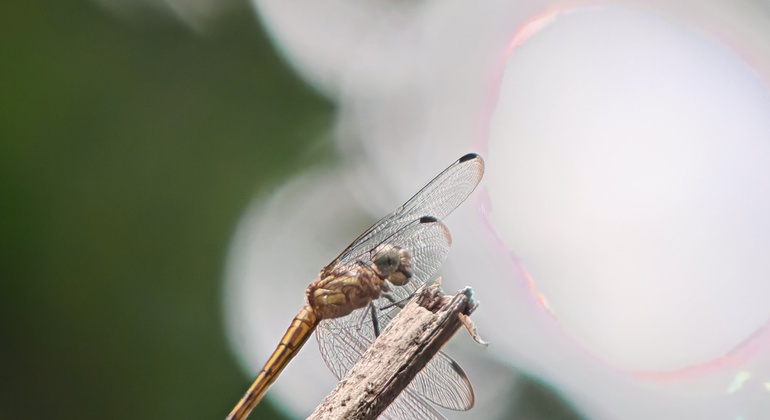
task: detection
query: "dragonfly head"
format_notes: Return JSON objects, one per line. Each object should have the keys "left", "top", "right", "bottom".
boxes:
{"left": 372, "top": 244, "right": 413, "bottom": 286}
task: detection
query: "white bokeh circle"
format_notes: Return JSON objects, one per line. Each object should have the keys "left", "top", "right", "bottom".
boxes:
{"left": 487, "top": 4, "right": 770, "bottom": 373}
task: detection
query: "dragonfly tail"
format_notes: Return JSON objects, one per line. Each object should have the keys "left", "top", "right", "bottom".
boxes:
{"left": 226, "top": 305, "right": 319, "bottom": 420}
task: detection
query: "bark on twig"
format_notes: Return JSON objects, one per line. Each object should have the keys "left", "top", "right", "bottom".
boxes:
{"left": 308, "top": 281, "right": 479, "bottom": 420}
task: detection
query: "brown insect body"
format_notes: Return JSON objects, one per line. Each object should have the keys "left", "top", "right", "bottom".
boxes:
{"left": 307, "top": 244, "right": 413, "bottom": 319}
{"left": 306, "top": 266, "right": 382, "bottom": 319}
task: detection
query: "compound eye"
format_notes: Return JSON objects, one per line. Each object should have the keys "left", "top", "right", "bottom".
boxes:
{"left": 373, "top": 245, "right": 400, "bottom": 276}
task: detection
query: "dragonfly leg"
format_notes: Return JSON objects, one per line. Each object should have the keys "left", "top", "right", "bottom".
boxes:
{"left": 380, "top": 291, "right": 398, "bottom": 304}
{"left": 355, "top": 301, "right": 384, "bottom": 337}
{"left": 356, "top": 302, "right": 382, "bottom": 337}
{"left": 380, "top": 291, "right": 415, "bottom": 311}
{"left": 369, "top": 301, "right": 381, "bottom": 337}
{"left": 356, "top": 304, "right": 371, "bottom": 331}
{"left": 379, "top": 280, "right": 406, "bottom": 308}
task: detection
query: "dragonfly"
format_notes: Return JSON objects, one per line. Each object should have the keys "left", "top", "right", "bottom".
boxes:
{"left": 227, "top": 153, "right": 485, "bottom": 420}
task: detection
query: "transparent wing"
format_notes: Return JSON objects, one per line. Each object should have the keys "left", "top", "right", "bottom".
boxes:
{"left": 317, "top": 272, "right": 474, "bottom": 415}
{"left": 408, "top": 351, "right": 474, "bottom": 410}
{"left": 316, "top": 306, "right": 373, "bottom": 381}
{"left": 380, "top": 388, "right": 446, "bottom": 420}
{"left": 321, "top": 218, "right": 452, "bottom": 303}
{"left": 358, "top": 302, "right": 475, "bottom": 411}
{"left": 323, "top": 153, "right": 484, "bottom": 272}
{"left": 317, "top": 301, "right": 473, "bottom": 416}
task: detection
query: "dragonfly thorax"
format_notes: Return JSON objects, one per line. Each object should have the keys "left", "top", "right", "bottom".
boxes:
{"left": 306, "top": 266, "right": 382, "bottom": 319}
{"left": 372, "top": 244, "right": 413, "bottom": 286}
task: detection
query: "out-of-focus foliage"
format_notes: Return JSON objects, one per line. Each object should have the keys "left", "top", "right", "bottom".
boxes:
{"left": 0, "top": 0, "right": 332, "bottom": 418}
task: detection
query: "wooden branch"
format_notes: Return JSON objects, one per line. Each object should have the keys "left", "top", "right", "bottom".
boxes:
{"left": 308, "top": 280, "right": 480, "bottom": 420}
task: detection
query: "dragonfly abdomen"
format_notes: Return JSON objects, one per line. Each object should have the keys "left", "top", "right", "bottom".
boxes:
{"left": 226, "top": 306, "right": 320, "bottom": 420}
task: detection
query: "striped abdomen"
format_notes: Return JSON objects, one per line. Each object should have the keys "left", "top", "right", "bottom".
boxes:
{"left": 226, "top": 306, "right": 320, "bottom": 420}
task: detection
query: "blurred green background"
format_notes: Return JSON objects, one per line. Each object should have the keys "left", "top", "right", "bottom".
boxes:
{"left": 1, "top": 1, "right": 330, "bottom": 418}
{"left": 0, "top": 1, "right": 584, "bottom": 419}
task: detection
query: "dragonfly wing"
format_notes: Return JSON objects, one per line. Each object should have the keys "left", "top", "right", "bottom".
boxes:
{"left": 321, "top": 218, "right": 452, "bottom": 302}
{"left": 323, "top": 153, "right": 483, "bottom": 271}
{"left": 380, "top": 388, "right": 446, "bottom": 420}
{"left": 316, "top": 307, "right": 374, "bottom": 380}
{"left": 370, "top": 297, "right": 475, "bottom": 411}
{"left": 392, "top": 153, "right": 485, "bottom": 223}
{"left": 408, "top": 351, "right": 474, "bottom": 410}
{"left": 317, "top": 316, "right": 449, "bottom": 420}
{"left": 393, "top": 219, "right": 451, "bottom": 290}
